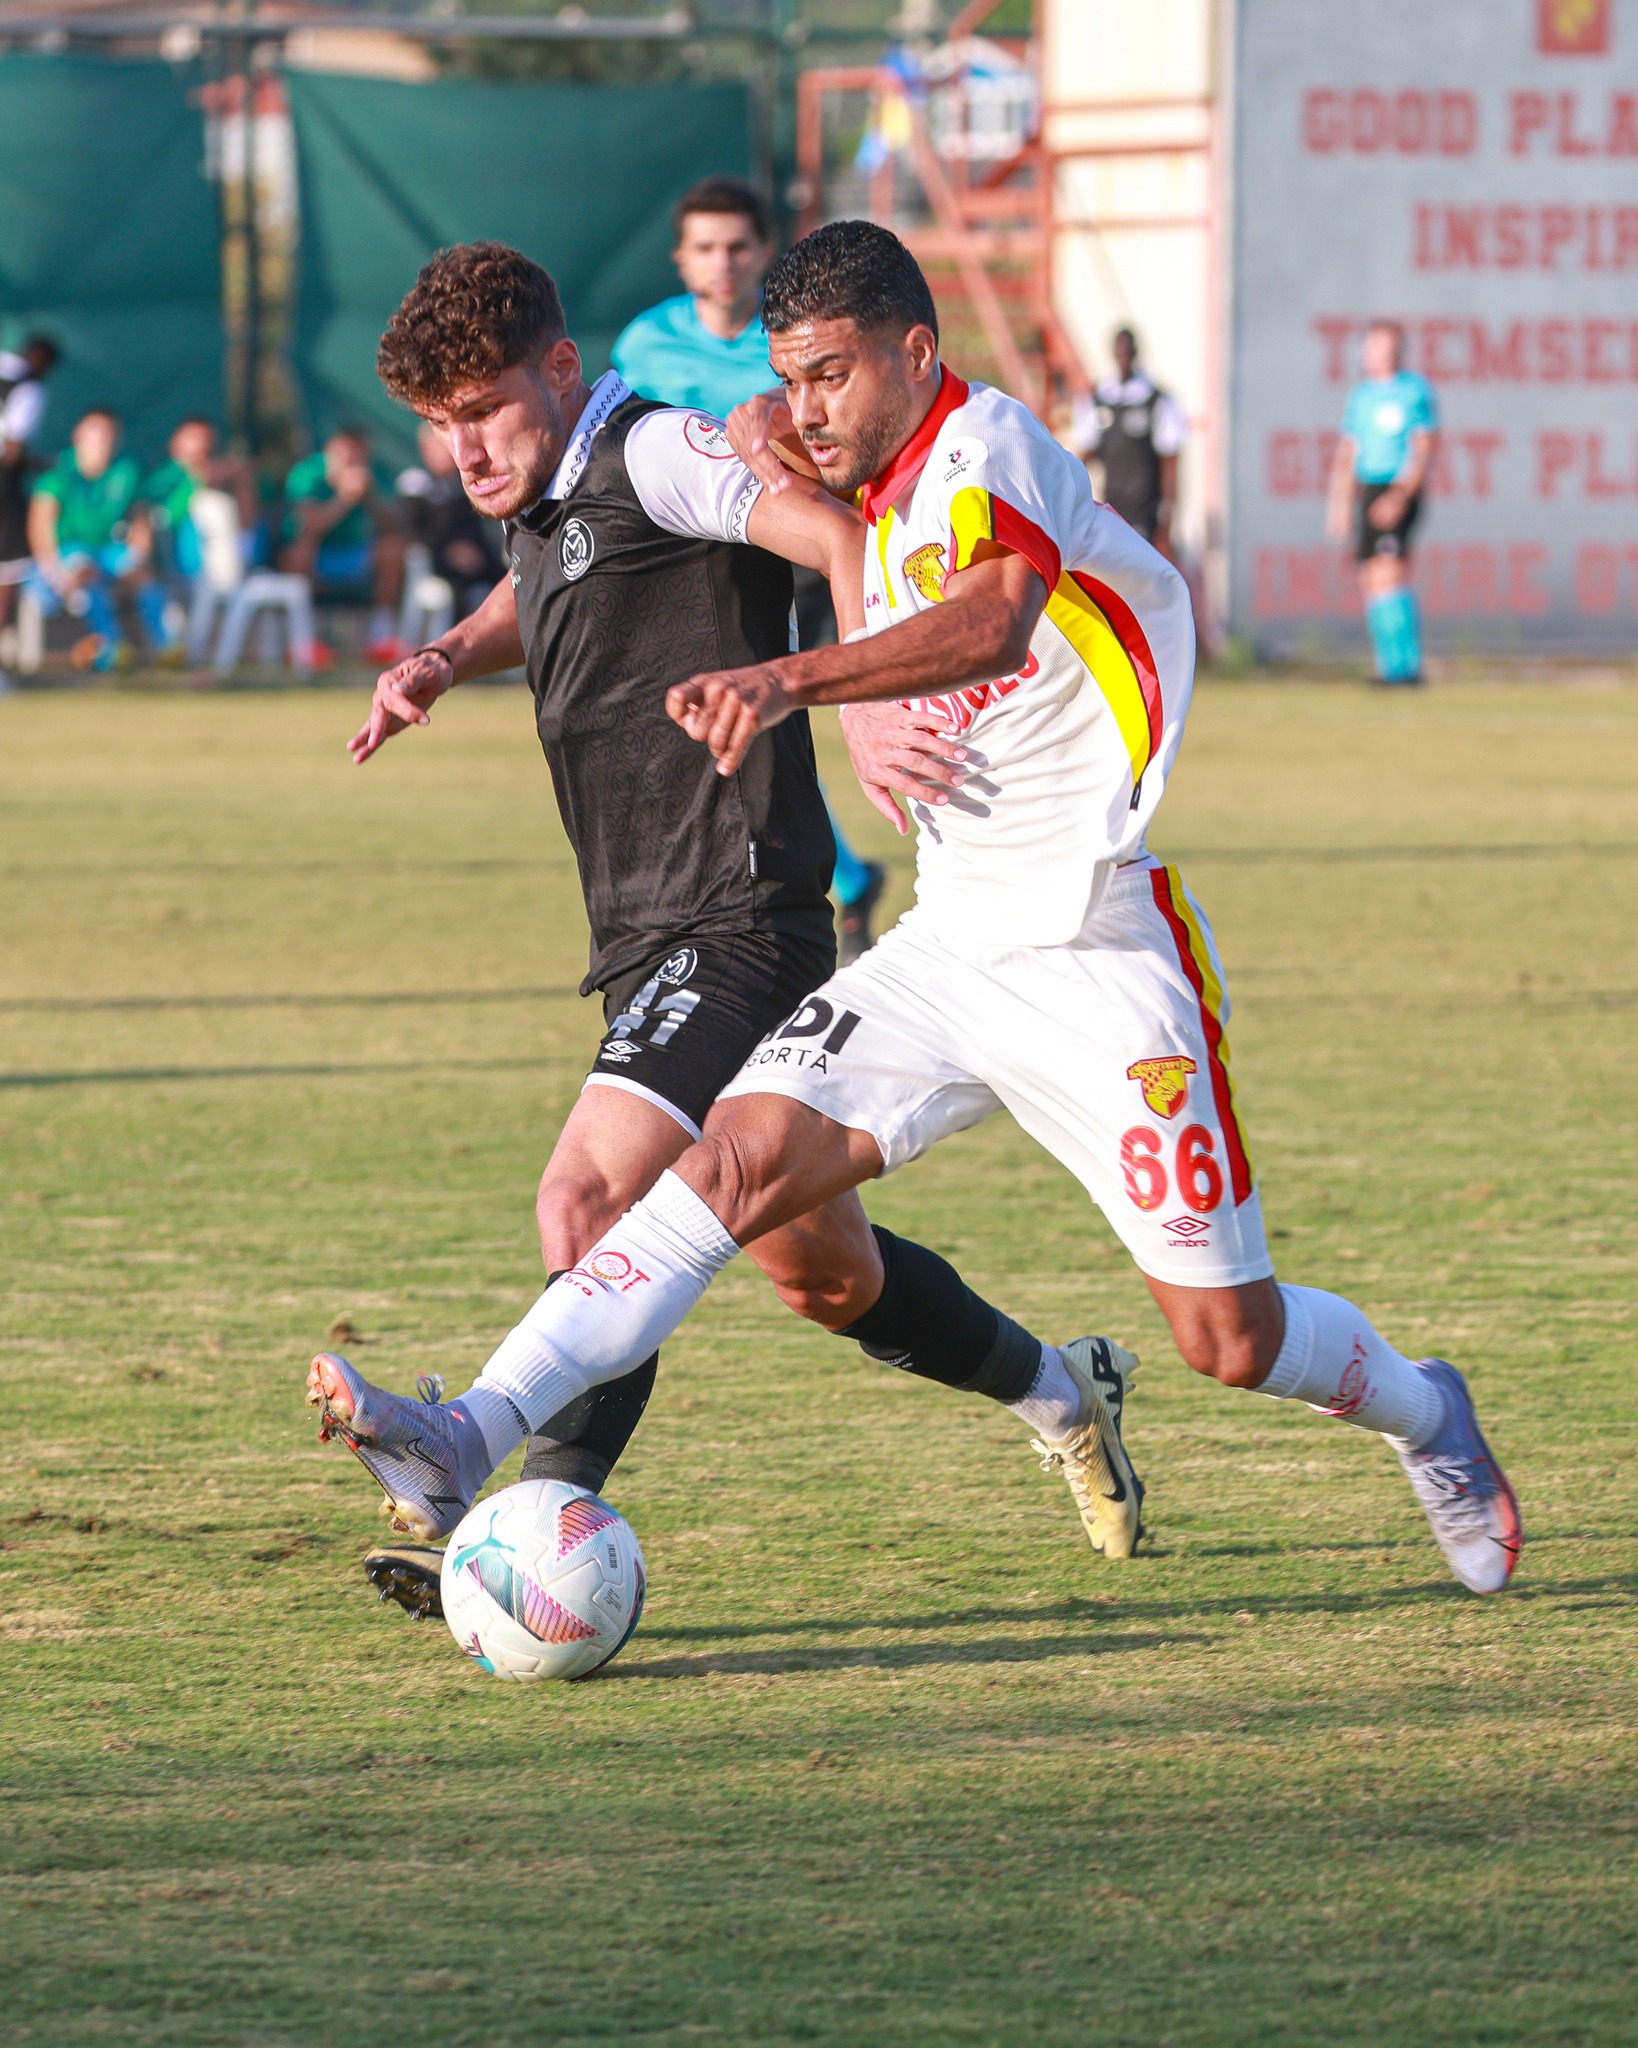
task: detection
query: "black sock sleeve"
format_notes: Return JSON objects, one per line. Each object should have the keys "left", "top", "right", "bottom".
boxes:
{"left": 838, "top": 1227, "right": 1041, "bottom": 1406}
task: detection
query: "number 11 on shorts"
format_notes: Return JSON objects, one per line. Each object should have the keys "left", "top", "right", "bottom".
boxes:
{"left": 1121, "top": 1124, "right": 1225, "bottom": 1214}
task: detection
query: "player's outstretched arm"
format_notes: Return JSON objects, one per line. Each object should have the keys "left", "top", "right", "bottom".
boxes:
{"left": 744, "top": 482, "right": 867, "bottom": 639}
{"left": 348, "top": 572, "right": 525, "bottom": 765}
{"left": 667, "top": 546, "right": 1047, "bottom": 776}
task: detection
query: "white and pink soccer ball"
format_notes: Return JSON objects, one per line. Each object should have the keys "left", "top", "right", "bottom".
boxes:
{"left": 440, "top": 1480, "right": 646, "bottom": 1681}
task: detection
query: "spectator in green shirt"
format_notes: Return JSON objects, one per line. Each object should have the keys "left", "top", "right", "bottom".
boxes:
{"left": 27, "top": 405, "right": 174, "bottom": 669}
{"left": 279, "top": 426, "right": 406, "bottom": 662}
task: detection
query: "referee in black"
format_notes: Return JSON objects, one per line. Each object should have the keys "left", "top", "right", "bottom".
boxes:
{"left": 1070, "top": 326, "right": 1185, "bottom": 559}
{"left": 351, "top": 242, "right": 958, "bottom": 1613}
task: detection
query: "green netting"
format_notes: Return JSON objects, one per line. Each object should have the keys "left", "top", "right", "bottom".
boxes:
{"left": 285, "top": 69, "right": 753, "bottom": 461}
{"left": 0, "top": 55, "right": 220, "bottom": 465}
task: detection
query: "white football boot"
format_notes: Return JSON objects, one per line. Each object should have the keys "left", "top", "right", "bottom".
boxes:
{"left": 1031, "top": 1336, "right": 1144, "bottom": 1559}
{"left": 307, "top": 1352, "right": 495, "bottom": 1542}
{"left": 1391, "top": 1359, "right": 1521, "bottom": 1594}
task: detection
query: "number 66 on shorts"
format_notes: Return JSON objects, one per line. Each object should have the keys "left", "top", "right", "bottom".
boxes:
{"left": 715, "top": 861, "right": 1276, "bottom": 1291}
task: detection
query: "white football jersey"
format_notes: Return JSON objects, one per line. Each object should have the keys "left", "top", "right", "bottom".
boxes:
{"left": 860, "top": 372, "right": 1196, "bottom": 947}
{"left": 541, "top": 370, "right": 765, "bottom": 545}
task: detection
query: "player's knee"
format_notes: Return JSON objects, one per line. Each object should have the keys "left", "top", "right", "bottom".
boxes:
{"left": 674, "top": 1129, "right": 755, "bottom": 1232}
{"left": 535, "top": 1176, "right": 604, "bottom": 1272}
{"left": 766, "top": 1274, "right": 840, "bottom": 1328}
{"left": 763, "top": 1257, "right": 873, "bottom": 1331}
{"left": 1162, "top": 1278, "right": 1285, "bottom": 1388}
{"left": 680, "top": 1110, "right": 795, "bottom": 1241}
{"left": 1170, "top": 1315, "right": 1278, "bottom": 1388}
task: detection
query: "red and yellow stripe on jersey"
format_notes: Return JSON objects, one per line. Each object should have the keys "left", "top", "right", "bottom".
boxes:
{"left": 1148, "top": 866, "right": 1255, "bottom": 1205}
{"left": 947, "top": 483, "right": 1166, "bottom": 795}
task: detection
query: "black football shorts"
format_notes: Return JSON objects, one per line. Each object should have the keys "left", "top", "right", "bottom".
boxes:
{"left": 586, "top": 926, "right": 837, "bottom": 1137}
{"left": 1356, "top": 483, "right": 1423, "bottom": 563}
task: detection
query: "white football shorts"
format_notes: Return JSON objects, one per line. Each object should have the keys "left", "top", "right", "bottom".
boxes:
{"left": 716, "top": 860, "right": 1273, "bottom": 1288}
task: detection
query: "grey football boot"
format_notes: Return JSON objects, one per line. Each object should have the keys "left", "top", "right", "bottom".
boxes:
{"left": 307, "top": 1352, "right": 495, "bottom": 1542}
{"left": 1390, "top": 1359, "right": 1521, "bottom": 1594}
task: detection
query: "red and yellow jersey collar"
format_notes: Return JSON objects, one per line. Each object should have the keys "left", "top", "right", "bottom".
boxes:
{"left": 857, "top": 368, "right": 970, "bottom": 525}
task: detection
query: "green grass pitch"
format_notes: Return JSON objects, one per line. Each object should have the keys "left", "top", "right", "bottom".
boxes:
{"left": 1, "top": 675, "right": 1634, "bottom": 2046}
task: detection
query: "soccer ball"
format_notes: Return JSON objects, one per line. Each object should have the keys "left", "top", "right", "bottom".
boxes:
{"left": 440, "top": 1480, "right": 646, "bottom": 1682}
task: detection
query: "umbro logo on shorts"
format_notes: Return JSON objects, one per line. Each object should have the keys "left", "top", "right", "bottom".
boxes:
{"left": 560, "top": 518, "right": 595, "bottom": 580}
{"left": 1163, "top": 1215, "right": 1211, "bottom": 1247}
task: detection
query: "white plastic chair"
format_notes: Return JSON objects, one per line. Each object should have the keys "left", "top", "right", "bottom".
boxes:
{"left": 397, "top": 542, "right": 454, "bottom": 649}
{"left": 14, "top": 582, "right": 44, "bottom": 674}
{"left": 184, "top": 488, "right": 249, "bottom": 663}
{"left": 180, "top": 488, "right": 313, "bottom": 677}
{"left": 211, "top": 571, "right": 316, "bottom": 676}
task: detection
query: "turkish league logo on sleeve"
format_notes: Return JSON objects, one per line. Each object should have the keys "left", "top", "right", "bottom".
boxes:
{"left": 684, "top": 415, "right": 734, "bottom": 459}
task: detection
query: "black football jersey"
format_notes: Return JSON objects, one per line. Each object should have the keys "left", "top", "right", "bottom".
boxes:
{"left": 505, "top": 379, "right": 835, "bottom": 992}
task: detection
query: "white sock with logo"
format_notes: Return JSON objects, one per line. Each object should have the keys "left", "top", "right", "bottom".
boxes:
{"left": 1007, "top": 1346, "right": 1084, "bottom": 1438}
{"left": 454, "top": 1385, "right": 533, "bottom": 1470}
{"left": 470, "top": 1171, "right": 741, "bottom": 1436}
{"left": 1258, "top": 1284, "right": 1444, "bottom": 1448}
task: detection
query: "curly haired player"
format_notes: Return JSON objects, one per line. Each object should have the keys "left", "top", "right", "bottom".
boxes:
{"left": 317, "top": 227, "right": 1516, "bottom": 1603}
{"left": 332, "top": 240, "right": 1147, "bottom": 1615}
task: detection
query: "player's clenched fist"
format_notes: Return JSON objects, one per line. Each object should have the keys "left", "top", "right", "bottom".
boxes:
{"left": 724, "top": 390, "right": 820, "bottom": 495}
{"left": 667, "top": 663, "right": 797, "bottom": 776}
{"left": 348, "top": 647, "right": 457, "bottom": 765}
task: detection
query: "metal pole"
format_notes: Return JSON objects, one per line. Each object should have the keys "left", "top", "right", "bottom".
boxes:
{"left": 769, "top": 0, "right": 800, "bottom": 243}
{"left": 241, "top": 0, "right": 260, "bottom": 456}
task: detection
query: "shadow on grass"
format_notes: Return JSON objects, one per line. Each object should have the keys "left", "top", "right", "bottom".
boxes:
{"left": 0, "top": 985, "right": 581, "bottom": 1014}
{"left": 633, "top": 1572, "right": 1636, "bottom": 1649}
{"left": 603, "top": 1628, "right": 1203, "bottom": 1680}
{"left": 0, "top": 1055, "right": 580, "bottom": 1088}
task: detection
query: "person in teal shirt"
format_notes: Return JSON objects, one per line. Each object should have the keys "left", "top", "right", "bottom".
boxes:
{"left": 613, "top": 176, "right": 886, "bottom": 959}
{"left": 1326, "top": 321, "right": 1438, "bottom": 686}
{"left": 27, "top": 405, "right": 174, "bottom": 668}
{"left": 611, "top": 177, "right": 778, "bottom": 420}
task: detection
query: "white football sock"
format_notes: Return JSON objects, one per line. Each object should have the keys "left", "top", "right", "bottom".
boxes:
{"left": 1007, "top": 1345, "right": 1084, "bottom": 1438}
{"left": 369, "top": 604, "right": 396, "bottom": 644}
{"left": 452, "top": 1385, "right": 531, "bottom": 1469}
{"left": 1259, "top": 1284, "right": 1444, "bottom": 1448}
{"left": 472, "top": 1171, "right": 741, "bottom": 1432}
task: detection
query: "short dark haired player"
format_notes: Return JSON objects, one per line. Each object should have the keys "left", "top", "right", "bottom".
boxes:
{"left": 315, "top": 223, "right": 1518, "bottom": 1604}
{"left": 337, "top": 240, "right": 1141, "bottom": 1617}
{"left": 612, "top": 177, "right": 891, "bottom": 963}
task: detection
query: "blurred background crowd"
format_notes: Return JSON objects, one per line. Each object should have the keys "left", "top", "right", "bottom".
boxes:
{"left": 0, "top": 0, "right": 1629, "bottom": 687}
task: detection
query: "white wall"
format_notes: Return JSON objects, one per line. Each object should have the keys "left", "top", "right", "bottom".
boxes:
{"left": 1041, "top": 0, "right": 1218, "bottom": 576}
{"left": 1229, "top": 0, "right": 1638, "bottom": 655}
